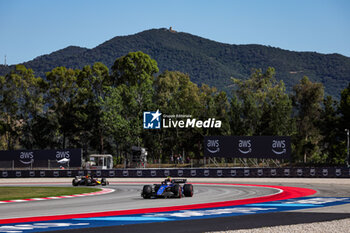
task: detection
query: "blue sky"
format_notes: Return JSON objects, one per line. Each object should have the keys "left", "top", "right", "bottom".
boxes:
{"left": 0, "top": 0, "right": 349, "bottom": 65}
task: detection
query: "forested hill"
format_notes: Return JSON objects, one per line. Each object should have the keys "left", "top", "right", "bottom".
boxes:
{"left": 1, "top": 28, "right": 349, "bottom": 98}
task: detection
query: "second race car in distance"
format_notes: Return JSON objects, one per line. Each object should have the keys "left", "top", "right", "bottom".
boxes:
{"left": 141, "top": 177, "right": 193, "bottom": 199}
{"left": 72, "top": 175, "right": 109, "bottom": 186}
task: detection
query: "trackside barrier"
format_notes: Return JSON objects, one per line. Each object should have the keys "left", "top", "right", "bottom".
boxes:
{"left": 0, "top": 149, "right": 82, "bottom": 168}
{"left": 0, "top": 168, "right": 349, "bottom": 178}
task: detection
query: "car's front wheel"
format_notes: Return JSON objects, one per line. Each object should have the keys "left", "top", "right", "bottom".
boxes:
{"left": 85, "top": 178, "right": 92, "bottom": 186}
{"left": 172, "top": 184, "right": 182, "bottom": 198}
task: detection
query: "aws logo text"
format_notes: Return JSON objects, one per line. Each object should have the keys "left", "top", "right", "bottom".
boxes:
{"left": 20, "top": 152, "right": 33, "bottom": 159}
{"left": 19, "top": 151, "right": 34, "bottom": 164}
{"left": 238, "top": 140, "right": 252, "bottom": 154}
{"left": 56, "top": 151, "right": 70, "bottom": 159}
{"left": 272, "top": 140, "right": 286, "bottom": 155}
{"left": 206, "top": 140, "right": 220, "bottom": 153}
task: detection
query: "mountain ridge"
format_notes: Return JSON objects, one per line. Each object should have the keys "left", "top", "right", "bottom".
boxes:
{"left": 1, "top": 28, "right": 349, "bottom": 98}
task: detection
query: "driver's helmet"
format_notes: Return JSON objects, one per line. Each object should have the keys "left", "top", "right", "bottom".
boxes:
{"left": 166, "top": 176, "right": 172, "bottom": 182}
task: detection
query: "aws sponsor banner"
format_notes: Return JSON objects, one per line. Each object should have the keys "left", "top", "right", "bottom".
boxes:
{"left": 234, "top": 136, "right": 291, "bottom": 159}
{"left": 204, "top": 136, "right": 291, "bottom": 159}
{"left": 0, "top": 149, "right": 82, "bottom": 168}
{"left": 204, "top": 136, "right": 235, "bottom": 157}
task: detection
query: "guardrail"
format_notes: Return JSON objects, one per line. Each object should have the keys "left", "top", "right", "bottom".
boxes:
{"left": 1, "top": 167, "right": 349, "bottom": 178}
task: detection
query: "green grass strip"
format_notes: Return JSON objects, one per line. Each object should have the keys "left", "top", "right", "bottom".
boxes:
{"left": 0, "top": 187, "right": 101, "bottom": 201}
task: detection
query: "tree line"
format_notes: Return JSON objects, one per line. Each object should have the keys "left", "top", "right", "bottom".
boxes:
{"left": 0, "top": 51, "right": 349, "bottom": 165}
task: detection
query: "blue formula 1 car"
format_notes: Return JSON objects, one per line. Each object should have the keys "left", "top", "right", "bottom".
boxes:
{"left": 141, "top": 178, "right": 193, "bottom": 199}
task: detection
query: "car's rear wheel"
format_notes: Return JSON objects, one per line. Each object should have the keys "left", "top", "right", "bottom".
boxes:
{"left": 142, "top": 185, "right": 152, "bottom": 199}
{"left": 183, "top": 184, "right": 193, "bottom": 197}
{"left": 101, "top": 178, "right": 107, "bottom": 186}
{"left": 72, "top": 179, "right": 79, "bottom": 186}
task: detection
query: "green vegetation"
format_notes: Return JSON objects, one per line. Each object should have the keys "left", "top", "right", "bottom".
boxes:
{"left": 0, "top": 29, "right": 349, "bottom": 99}
{"left": 0, "top": 50, "right": 349, "bottom": 165}
{"left": 0, "top": 187, "right": 101, "bottom": 201}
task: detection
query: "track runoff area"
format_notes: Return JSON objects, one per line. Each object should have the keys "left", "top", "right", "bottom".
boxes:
{"left": 0, "top": 178, "right": 350, "bottom": 233}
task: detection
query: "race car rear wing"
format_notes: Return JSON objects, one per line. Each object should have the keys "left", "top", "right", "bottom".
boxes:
{"left": 173, "top": 179, "right": 187, "bottom": 183}
{"left": 74, "top": 175, "right": 92, "bottom": 179}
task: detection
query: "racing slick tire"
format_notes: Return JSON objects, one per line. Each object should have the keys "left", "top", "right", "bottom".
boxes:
{"left": 172, "top": 184, "right": 182, "bottom": 198}
{"left": 101, "top": 178, "right": 108, "bottom": 186}
{"left": 72, "top": 178, "right": 79, "bottom": 186}
{"left": 183, "top": 184, "right": 193, "bottom": 197}
{"left": 85, "top": 178, "right": 93, "bottom": 186}
{"left": 142, "top": 185, "right": 152, "bottom": 199}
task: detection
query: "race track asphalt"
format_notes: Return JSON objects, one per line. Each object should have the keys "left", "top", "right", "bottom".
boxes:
{"left": 0, "top": 178, "right": 350, "bottom": 232}
{"left": 0, "top": 182, "right": 278, "bottom": 220}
